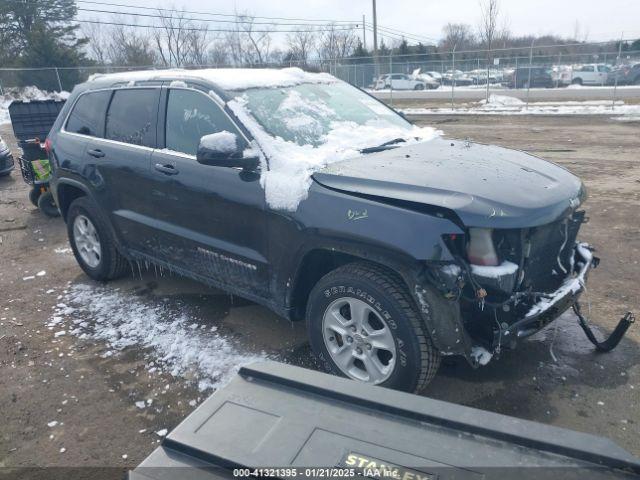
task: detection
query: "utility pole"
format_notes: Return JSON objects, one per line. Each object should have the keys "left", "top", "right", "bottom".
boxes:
{"left": 362, "top": 15, "right": 366, "bottom": 50}
{"left": 372, "top": 0, "right": 378, "bottom": 54}
{"left": 372, "top": 0, "right": 379, "bottom": 76}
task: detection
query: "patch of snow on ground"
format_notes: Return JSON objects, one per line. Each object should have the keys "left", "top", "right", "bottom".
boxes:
{"left": 401, "top": 99, "right": 640, "bottom": 116}
{"left": 479, "top": 94, "right": 524, "bottom": 106}
{"left": 1, "top": 86, "right": 69, "bottom": 125}
{"left": 52, "top": 283, "right": 268, "bottom": 392}
{"left": 471, "top": 346, "right": 493, "bottom": 366}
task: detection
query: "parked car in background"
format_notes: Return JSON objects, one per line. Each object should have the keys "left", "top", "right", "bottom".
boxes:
{"left": 441, "top": 70, "right": 474, "bottom": 86}
{"left": 562, "top": 64, "right": 611, "bottom": 86}
{"left": 374, "top": 73, "right": 428, "bottom": 90}
{"left": 503, "top": 67, "right": 554, "bottom": 88}
{"left": 426, "top": 71, "right": 443, "bottom": 84}
{"left": 49, "top": 68, "right": 595, "bottom": 392}
{"left": 468, "top": 69, "right": 499, "bottom": 85}
{"left": 0, "top": 135, "right": 15, "bottom": 177}
{"left": 607, "top": 63, "right": 640, "bottom": 85}
{"left": 411, "top": 69, "right": 440, "bottom": 89}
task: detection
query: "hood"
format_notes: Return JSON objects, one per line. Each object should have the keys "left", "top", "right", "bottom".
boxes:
{"left": 312, "top": 138, "right": 584, "bottom": 228}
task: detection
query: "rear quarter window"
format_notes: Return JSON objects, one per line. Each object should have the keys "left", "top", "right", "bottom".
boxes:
{"left": 65, "top": 90, "right": 111, "bottom": 137}
{"left": 105, "top": 89, "right": 159, "bottom": 147}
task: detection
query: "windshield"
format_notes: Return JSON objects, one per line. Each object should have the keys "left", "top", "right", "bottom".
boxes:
{"left": 231, "top": 82, "right": 413, "bottom": 147}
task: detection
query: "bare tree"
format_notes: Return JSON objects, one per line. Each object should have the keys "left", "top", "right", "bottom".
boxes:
{"left": 222, "top": 12, "right": 273, "bottom": 66}
{"left": 208, "top": 40, "right": 230, "bottom": 66}
{"left": 83, "top": 21, "right": 108, "bottom": 65}
{"left": 478, "top": 0, "right": 500, "bottom": 100}
{"left": 440, "top": 23, "right": 476, "bottom": 52}
{"left": 84, "top": 17, "right": 155, "bottom": 67}
{"left": 108, "top": 22, "right": 156, "bottom": 66}
{"left": 185, "top": 23, "right": 210, "bottom": 65}
{"left": 237, "top": 13, "right": 273, "bottom": 65}
{"left": 286, "top": 29, "right": 316, "bottom": 67}
{"left": 317, "top": 24, "right": 358, "bottom": 68}
{"left": 153, "top": 7, "right": 194, "bottom": 67}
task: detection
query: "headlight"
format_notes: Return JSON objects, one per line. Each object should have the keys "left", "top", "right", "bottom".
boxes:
{"left": 466, "top": 228, "right": 499, "bottom": 266}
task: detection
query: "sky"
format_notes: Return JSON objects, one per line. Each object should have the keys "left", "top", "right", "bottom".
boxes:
{"left": 78, "top": 0, "right": 640, "bottom": 48}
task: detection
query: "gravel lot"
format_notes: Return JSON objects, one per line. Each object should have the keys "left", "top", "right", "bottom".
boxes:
{"left": 0, "top": 115, "right": 638, "bottom": 477}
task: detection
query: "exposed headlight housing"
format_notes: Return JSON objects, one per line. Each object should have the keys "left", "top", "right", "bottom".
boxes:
{"left": 466, "top": 228, "right": 499, "bottom": 266}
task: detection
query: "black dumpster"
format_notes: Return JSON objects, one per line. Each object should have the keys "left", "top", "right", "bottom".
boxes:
{"left": 8, "top": 99, "right": 66, "bottom": 144}
{"left": 130, "top": 361, "right": 640, "bottom": 479}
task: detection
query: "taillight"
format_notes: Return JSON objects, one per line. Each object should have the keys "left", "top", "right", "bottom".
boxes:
{"left": 44, "top": 138, "right": 52, "bottom": 155}
{"left": 467, "top": 228, "right": 499, "bottom": 266}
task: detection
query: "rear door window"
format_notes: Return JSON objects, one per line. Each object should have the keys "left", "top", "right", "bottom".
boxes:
{"left": 165, "top": 88, "right": 243, "bottom": 156}
{"left": 105, "top": 89, "right": 159, "bottom": 147}
{"left": 65, "top": 90, "right": 111, "bottom": 137}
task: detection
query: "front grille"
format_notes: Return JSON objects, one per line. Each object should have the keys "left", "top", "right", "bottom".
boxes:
{"left": 521, "top": 211, "right": 584, "bottom": 293}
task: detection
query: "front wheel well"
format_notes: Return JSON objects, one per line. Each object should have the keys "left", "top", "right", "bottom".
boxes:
{"left": 56, "top": 183, "right": 87, "bottom": 220}
{"left": 289, "top": 249, "right": 410, "bottom": 321}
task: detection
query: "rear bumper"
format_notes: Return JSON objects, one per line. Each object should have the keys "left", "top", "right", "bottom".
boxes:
{"left": 496, "top": 242, "right": 595, "bottom": 344}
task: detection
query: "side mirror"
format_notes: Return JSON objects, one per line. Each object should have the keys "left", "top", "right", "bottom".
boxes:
{"left": 196, "top": 131, "right": 259, "bottom": 171}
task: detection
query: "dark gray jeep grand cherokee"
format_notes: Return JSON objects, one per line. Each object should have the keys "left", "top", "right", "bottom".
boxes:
{"left": 48, "top": 68, "right": 594, "bottom": 392}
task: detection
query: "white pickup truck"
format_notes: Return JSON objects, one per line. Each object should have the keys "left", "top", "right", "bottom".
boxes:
{"left": 560, "top": 64, "right": 611, "bottom": 86}
{"left": 374, "top": 73, "right": 428, "bottom": 90}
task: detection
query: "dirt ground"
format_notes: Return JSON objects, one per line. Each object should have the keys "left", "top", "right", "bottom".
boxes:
{"left": 0, "top": 115, "right": 638, "bottom": 478}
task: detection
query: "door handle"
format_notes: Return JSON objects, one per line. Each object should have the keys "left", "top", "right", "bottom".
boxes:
{"left": 154, "top": 163, "right": 179, "bottom": 175}
{"left": 87, "top": 149, "right": 105, "bottom": 158}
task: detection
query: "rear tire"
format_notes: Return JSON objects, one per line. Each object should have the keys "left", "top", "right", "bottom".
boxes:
{"left": 67, "top": 196, "right": 129, "bottom": 281}
{"left": 306, "top": 262, "right": 440, "bottom": 393}
{"left": 571, "top": 78, "right": 583, "bottom": 85}
{"left": 37, "top": 191, "right": 60, "bottom": 217}
{"left": 29, "top": 187, "right": 42, "bottom": 206}
{"left": 414, "top": 84, "right": 425, "bottom": 90}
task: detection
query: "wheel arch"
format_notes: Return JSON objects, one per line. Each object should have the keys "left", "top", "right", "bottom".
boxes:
{"left": 55, "top": 179, "right": 89, "bottom": 220}
{"left": 287, "top": 246, "right": 418, "bottom": 322}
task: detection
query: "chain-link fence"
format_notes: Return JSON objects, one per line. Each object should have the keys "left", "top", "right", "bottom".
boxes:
{"left": 2, "top": 39, "right": 639, "bottom": 110}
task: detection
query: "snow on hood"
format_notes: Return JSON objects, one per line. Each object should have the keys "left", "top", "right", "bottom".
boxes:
{"left": 228, "top": 95, "right": 440, "bottom": 211}
{"left": 89, "top": 67, "right": 336, "bottom": 91}
{"left": 1, "top": 86, "right": 69, "bottom": 125}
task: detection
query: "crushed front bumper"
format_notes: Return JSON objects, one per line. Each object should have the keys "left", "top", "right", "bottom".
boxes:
{"left": 496, "top": 242, "right": 596, "bottom": 345}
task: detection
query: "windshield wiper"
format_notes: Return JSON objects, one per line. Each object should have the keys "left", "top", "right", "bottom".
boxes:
{"left": 360, "top": 138, "right": 407, "bottom": 154}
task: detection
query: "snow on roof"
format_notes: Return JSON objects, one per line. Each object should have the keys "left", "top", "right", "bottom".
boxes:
{"left": 88, "top": 67, "right": 337, "bottom": 91}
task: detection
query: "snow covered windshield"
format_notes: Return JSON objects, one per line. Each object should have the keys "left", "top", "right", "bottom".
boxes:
{"left": 225, "top": 79, "right": 438, "bottom": 212}
{"left": 234, "top": 82, "right": 413, "bottom": 147}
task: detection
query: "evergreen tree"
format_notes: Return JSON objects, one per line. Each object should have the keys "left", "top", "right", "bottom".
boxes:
{"left": 0, "top": 0, "right": 90, "bottom": 90}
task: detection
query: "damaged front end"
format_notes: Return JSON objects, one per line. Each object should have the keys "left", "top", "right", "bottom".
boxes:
{"left": 419, "top": 209, "right": 633, "bottom": 367}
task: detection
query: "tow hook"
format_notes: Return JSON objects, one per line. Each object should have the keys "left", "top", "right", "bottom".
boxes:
{"left": 573, "top": 301, "right": 635, "bottom": 352}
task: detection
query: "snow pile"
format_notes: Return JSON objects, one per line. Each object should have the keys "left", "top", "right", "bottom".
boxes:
{"left": 228, "top": 95, "right": 439, "bottom": 211}
{"left": 471, "top": 261, "right": 519, "bottom": 278}
{"left": 401, "top": 99, "right": 640, "bottom": 116}
{"left": 52, "top": 283, "right": 268, "bottom": 391}
{"left": 479, "top": 94, "right": 524, "bottom": 106}
{"left": 470, "top": 346, "right": 493, "bottom": 366}
{"left": 89, "top": 67, "right": 335, "bottom": 91}
{"left": 1, "top": 86, "right": 69, "bottom": 125}
{"left": 199, "top": 130, "right": 237, "bottom": 153}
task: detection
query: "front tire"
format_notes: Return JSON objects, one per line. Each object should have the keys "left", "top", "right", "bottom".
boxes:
{"left": 306, "top": 262, "right": 440, "bottom": 393}
{"left": 67, "top": 196, "right": 129, "bottom": 281}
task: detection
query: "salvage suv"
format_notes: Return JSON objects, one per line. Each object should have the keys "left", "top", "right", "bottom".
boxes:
{"left": 48, "top": 68, "right": 594, "bottom": 392}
